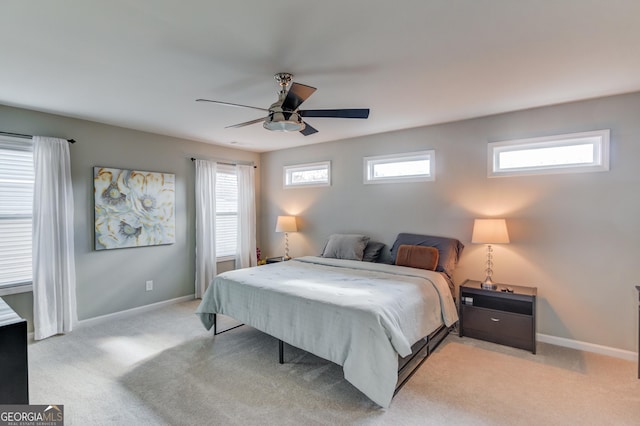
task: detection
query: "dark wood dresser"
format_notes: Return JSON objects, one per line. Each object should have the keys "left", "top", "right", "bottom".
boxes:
{"left": 0, "top": 297, "right": 29, "bottom": 404}
{"left": 637, "top": 286, "right": 639, "bottom": 379}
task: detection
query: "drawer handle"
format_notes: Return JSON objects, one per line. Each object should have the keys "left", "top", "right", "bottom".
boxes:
{"left": 490, "top": 318, "right": 500, "bottom": 322}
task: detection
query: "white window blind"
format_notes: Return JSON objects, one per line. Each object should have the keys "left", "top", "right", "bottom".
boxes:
{"left": 0, "top": 137, "right": 34, "bottom": 288}
{"left": 216, "top": 165, "right": 238, "bottom": 259}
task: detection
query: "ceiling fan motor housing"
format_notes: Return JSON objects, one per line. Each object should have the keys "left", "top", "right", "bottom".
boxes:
{"left": 263, "top": 93, "right": 305, "bottom": 132}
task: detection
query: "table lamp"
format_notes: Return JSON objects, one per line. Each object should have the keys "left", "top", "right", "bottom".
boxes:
{"left": 471, "top": 218, "right": 510, "bottom": 289}
{"left": 275, "top": 215, "right": 297, "bottom": 260}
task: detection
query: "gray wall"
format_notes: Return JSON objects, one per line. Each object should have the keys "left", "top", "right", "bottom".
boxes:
{"left": 1, "top": 104, "right": 259, "bottom": 328}
{"left": 259, "top": 92, "right": 640, "bottom": 353}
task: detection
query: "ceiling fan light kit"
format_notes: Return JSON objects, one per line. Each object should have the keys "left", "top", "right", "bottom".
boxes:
{"left": 197, "top": 73, "right": 370, "bottom": 136}
{"left": 263, "top": 112, "right": 305, "bottom": 132}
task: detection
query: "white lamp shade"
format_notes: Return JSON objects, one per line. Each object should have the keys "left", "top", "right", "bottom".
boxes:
{"left": 471, "top": 219, "right": 510, "bottom": 244}
{"left": 275, "top": 215, "right": 297, "bottom": 233}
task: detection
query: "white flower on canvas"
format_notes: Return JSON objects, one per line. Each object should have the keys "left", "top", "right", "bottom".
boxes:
{"left": 94, "top": 167, "right": 175, "bottom": 250}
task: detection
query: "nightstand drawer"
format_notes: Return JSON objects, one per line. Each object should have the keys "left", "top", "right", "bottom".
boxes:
{"left": 462, "top": 306, "right": 534, "bottom": 351}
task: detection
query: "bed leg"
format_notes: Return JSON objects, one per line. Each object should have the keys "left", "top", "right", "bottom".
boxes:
{"left": 279, "top": 340, "right": 284, "bottom": 364}
{"left": 212, "top": 314, "right": 244, "bottom": 335}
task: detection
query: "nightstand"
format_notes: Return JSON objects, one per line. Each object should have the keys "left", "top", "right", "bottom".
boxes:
{"left": 459, "top": 279, "right": 537, "bottom": 354}
{"left": 266, "top": 256, "right": 285, "bottom": 264}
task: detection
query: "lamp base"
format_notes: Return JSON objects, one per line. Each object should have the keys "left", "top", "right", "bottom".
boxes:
{"left": 481, "top": 276, "right": 497, "bottom": 290}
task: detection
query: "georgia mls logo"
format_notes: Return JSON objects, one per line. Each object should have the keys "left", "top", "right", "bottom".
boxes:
{"left": 0, "top": 404, "right": 64, "bottom": 426}
{"left": 44, "top": 405, "right": 63, "bottom": 418}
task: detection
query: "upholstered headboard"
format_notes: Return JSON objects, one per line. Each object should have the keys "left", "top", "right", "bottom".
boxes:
{"left": 390, "top": 233, "right": 464, "bottom": 279}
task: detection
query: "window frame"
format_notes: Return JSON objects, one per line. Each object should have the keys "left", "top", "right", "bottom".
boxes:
{"left": 488, "top": 130, "right": 610, "bottom": 178}
{"left": 283, "top": 161, "right": 331, "bottom": 188}
{"left": 363, "top": 150, "right": 435, "bottom": 184}
{"left": 0, "top": 136, "right": 34, "bottom": 295}
{"left": 215, "top": 164, "right": 238, "bottom": 261}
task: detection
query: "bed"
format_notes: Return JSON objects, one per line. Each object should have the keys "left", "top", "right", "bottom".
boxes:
{"left": 196, "top": 233, "right": 463, "bottom": 408}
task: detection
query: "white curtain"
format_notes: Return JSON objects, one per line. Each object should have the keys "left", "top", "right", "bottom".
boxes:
{"left": 235, "top": 164, "right": 257, "bottom": 269}
{"left": 32, "top": 136, "right": 77, "bottom": 340}
{"left": 195, "top": 159, "right": 217, "bottom": 298}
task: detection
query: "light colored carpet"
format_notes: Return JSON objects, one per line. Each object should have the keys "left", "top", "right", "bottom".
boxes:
{"left": 27, "top": 300, "right": 640, "bottom": 425}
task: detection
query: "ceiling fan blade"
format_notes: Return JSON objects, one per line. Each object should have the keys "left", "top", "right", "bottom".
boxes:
{"left": 196, "top": 99, "right": 269, "bottom": 112}
{"left": 299, "top": 108, "right": 369, "bottom": 119}
{"left": 281, "top": 82, "right": 317, "bottom": 111}
{"left": 225, "top": 117, "right": 266, "bottom": 128}
{"left": 300, "top": 121, "right": 318, "bottom": 136}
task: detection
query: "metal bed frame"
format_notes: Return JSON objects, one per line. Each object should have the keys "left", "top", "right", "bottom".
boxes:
{"left": 212, "top": 313, "right": 244, "bottom": 335}
{"left": 212, "top": 313, "right": 453, "bottom": 394}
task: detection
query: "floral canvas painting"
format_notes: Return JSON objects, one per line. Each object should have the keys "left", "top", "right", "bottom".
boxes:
{"left": 94, "top": 167, "right": 175, "bottom": 250}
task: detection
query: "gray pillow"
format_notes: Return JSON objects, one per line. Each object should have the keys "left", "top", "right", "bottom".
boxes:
{"left": 362, "top": 241, "right": 386, "bottom": 262}
{"left": 321, "top": 234, "right": 370, "bottom": 261}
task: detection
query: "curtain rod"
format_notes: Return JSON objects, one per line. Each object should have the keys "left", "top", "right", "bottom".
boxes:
{"left": 190, "top": 156, "right": 256, "bottom": 168}
{"left": 0, "top": 131, "right": 76, "bottom": 144}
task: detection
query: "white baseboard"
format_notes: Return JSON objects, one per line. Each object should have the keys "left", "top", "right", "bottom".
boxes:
{"left": 43, "top": 297, "right": 640, "bottom": 364}
{"left": 76, "top": 294, "right": 195, "bottom": 328}
{"left": 537, "top": 333, "right": 637, "bottom": 361}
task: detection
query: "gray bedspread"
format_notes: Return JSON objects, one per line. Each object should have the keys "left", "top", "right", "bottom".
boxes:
{"left": 195, "top": 256, "right": 458, "bottom": 408}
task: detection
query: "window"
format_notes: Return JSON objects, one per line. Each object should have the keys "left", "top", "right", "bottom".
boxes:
{"left": 488, "top": 130, "right": 610, "bottom": 177}
{"left": 284, "top": 161, "right": 330, "bottom": 188}
{"left": 364, "top": 150, "right": 435, "bottom": 184}
{"left": 0, "top": 136, "right": 34, "bottom": 293}
{"left": 216, "top": 164, "right": 238, "bottom": 259}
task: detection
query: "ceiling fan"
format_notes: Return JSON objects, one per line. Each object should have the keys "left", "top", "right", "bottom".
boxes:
{"left": 196, "top": 73, "right": 370, "bottom": 136}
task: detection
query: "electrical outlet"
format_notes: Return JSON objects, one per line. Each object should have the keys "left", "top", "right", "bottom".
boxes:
{"left": 146, "top": 280, "right": 153, "bottom": 291}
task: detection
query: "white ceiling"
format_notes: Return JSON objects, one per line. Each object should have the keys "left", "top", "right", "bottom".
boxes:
{"left": 2, "top": 1, "right": 640, "bottom": 153}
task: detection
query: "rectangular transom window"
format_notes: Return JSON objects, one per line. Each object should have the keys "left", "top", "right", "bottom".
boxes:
{"left": 0, "top": 136, "right": 34, "bottom": 291}
{"left": 364, "top": 150, "right": 435, "bottom": 184}
{"left": 489, "top": 130, "right": 610, "bottom": 177}
{"left": 284, "top": 161, "right": 330, "bottom": 188}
